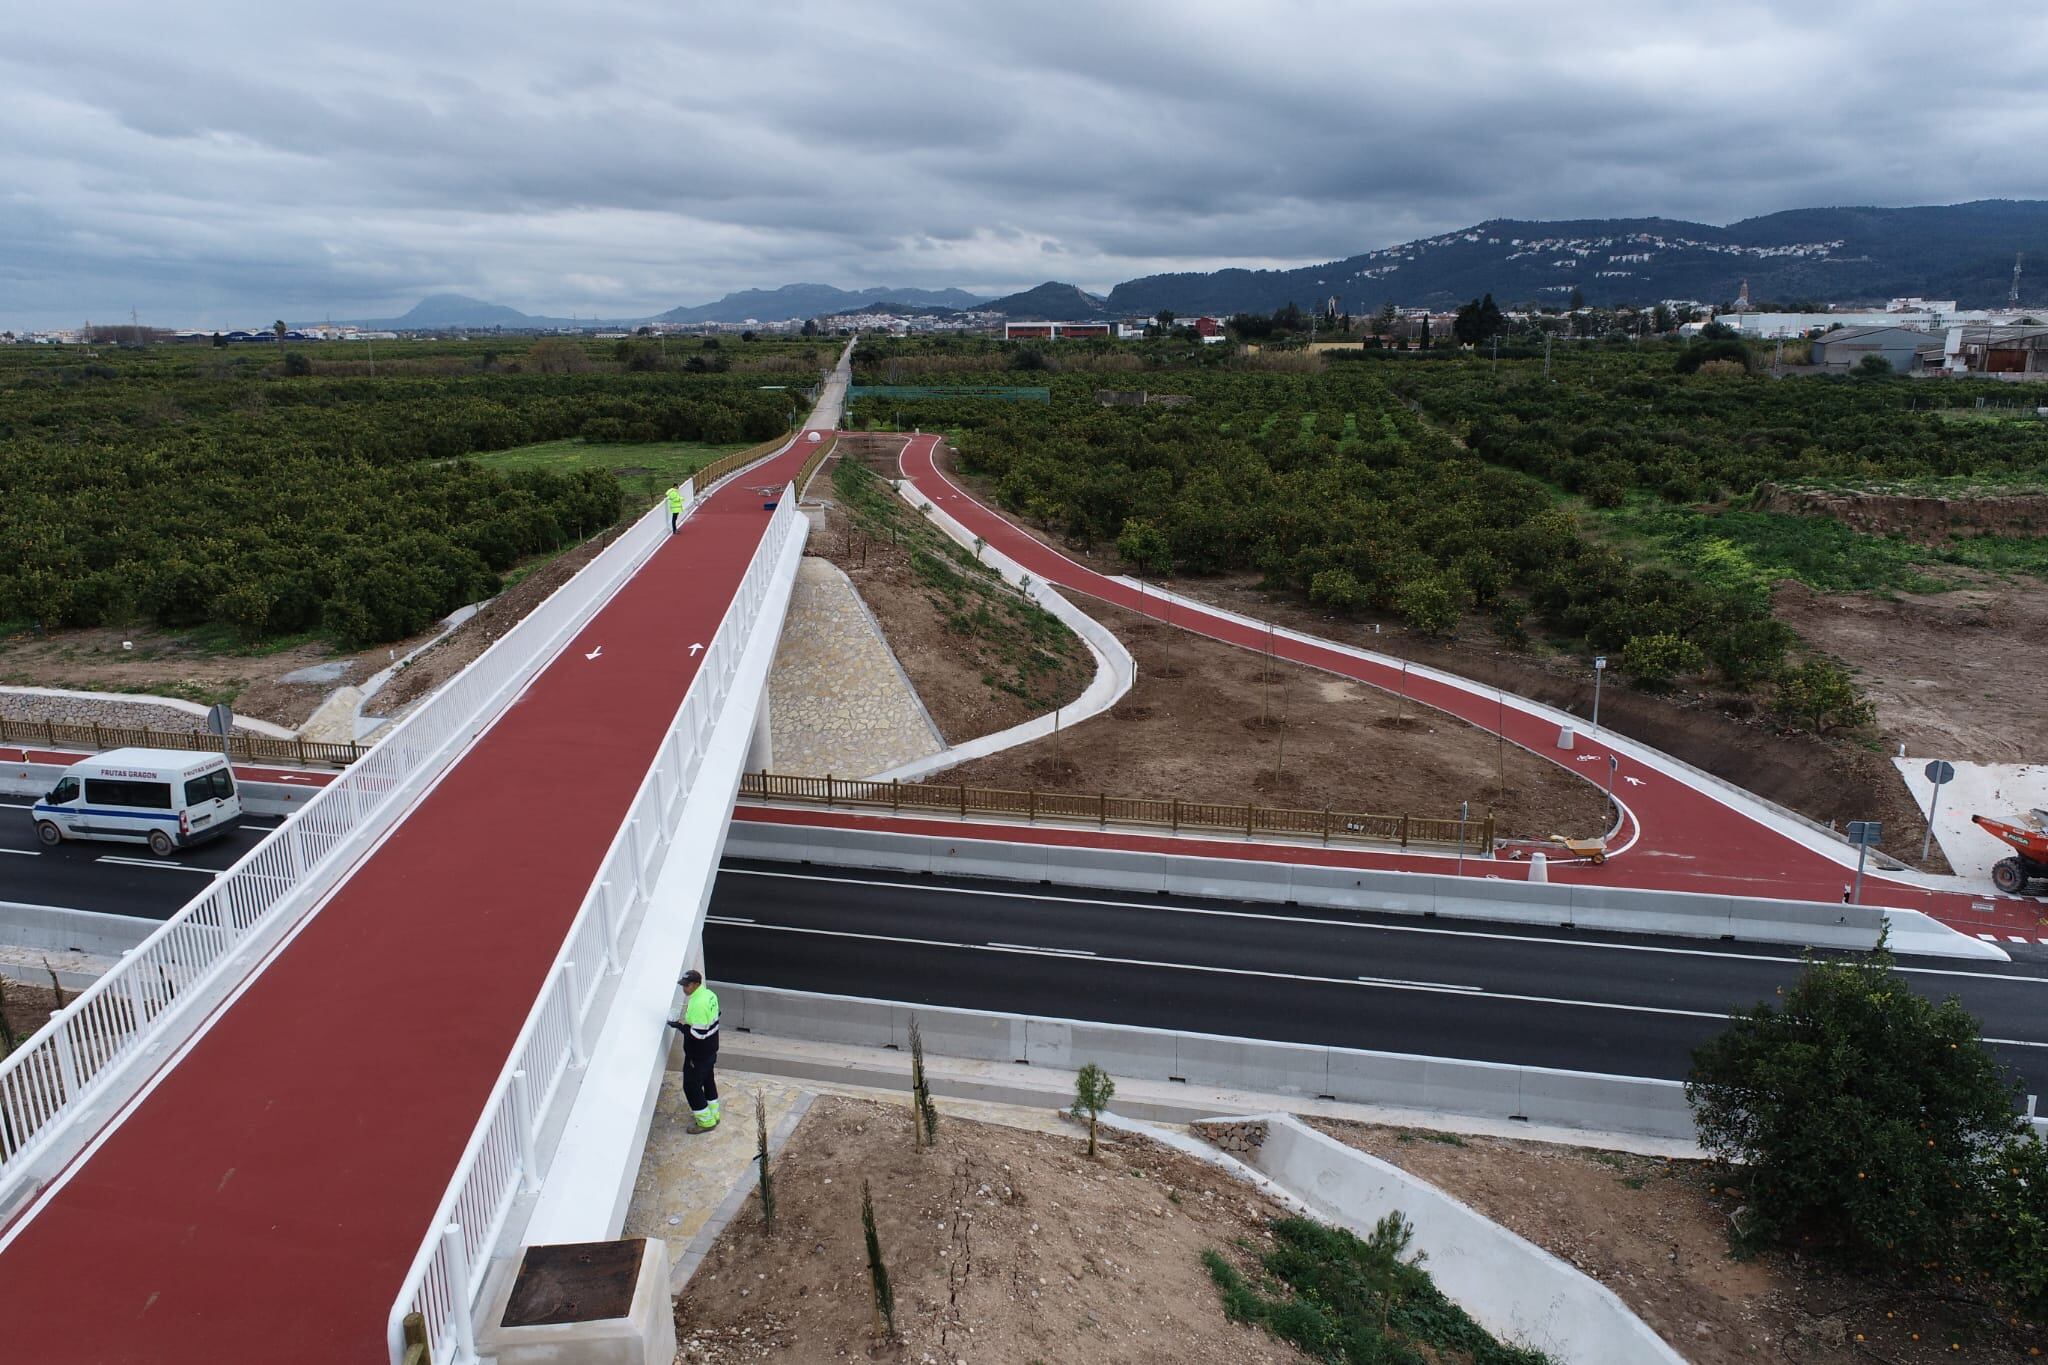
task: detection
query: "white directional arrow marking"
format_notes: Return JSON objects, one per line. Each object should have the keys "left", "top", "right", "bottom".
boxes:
{"left": 584, "top": 645, "right": 604, "bottom": 661}
{"left": 688, "top": 642, "right": 704, "bottom": 656}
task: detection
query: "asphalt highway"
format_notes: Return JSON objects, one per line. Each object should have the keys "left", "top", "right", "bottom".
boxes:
{"left": 0, "top": 798, "right": 282, "bottom": 919}
{"left": 707, "top": 861, "right": 2048, "bottom": 1097}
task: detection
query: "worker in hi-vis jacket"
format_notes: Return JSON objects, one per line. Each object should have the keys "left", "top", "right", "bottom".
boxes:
{"left": 667, "top": 969, "right": 721, "bottom": 1131}
{"left": 666, "top": 483, "right": 685, "bottom": 533}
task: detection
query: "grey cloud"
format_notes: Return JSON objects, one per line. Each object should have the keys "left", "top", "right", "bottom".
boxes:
{"left": 2, "top": 1, "right": 2044, "bottom": 329}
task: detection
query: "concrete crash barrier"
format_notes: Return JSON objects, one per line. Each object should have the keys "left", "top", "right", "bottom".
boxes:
{"left": 723, "top": 818, "right": 2008, "bottom": 961}
{"left": 1218, "top": 1114, "right": 1687, "bottom": 1365}
{"left": 722, "top": 985, "right": 1698, "bottom": 1141}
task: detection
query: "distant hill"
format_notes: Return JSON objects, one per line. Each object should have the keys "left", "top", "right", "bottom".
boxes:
{"left": 654, "top": 284, "right": 987, "bottom": 324}
{"left": 1106, "top": 200, "right": 2048, "bottom": 315}
{"left": 978, "top": 281, "right": 1110, "bottom": 319}
{"left": 349, "top": 294, "right": 553, "bottom": 329}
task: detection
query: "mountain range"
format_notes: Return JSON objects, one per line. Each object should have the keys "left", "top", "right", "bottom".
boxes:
{"left": 330, "top": 283, "right": 991, "bottom": 330}
{"left": 324, "top": 200, "right": 2048, "bottom": 329}
{"left": 1106, "top": 201, "right": 2048, "bottom": 315}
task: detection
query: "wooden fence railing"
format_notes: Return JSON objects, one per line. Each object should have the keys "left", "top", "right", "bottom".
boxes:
{"left": 692, "top": 431, "right": 800, "bottom": 497}
{"left": 738, "top": 771, "right": 1492, "bottom": 853}
{"left": 792, "top": 434, "right": 834, "bottom": 500}
{"left": 0, "top": 716, "right": 366, "bottom": 767}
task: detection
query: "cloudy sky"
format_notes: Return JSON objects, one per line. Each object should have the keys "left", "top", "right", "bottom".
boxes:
{"left": 4, "top": 2, "right": 2042, "bottom": 330}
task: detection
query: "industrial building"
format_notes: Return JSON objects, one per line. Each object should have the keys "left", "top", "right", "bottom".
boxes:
{"left": 1003, "top": 321, "right": 1112, "bottom": 340}
{"left": 1808, "top": 326, "right": 1937, "bottom": 373}
{"left": 1923, "top": 325, "right": 2048, "bottom": 379}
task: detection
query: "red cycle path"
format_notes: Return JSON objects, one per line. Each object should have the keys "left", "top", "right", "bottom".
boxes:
{"left": 0, "top": 437, "right": 814, "bottom": 1363}
{"left": 894, "top": 435, "right": 2043, "bottom": 940}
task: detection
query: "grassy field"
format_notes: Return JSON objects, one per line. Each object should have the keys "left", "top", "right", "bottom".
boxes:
{"left": 467, "top": 438, "right": 756, "bottom": 504}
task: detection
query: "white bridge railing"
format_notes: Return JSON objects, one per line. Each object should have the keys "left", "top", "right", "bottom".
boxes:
{"left": 0, "top": 458, "right": 753, "bottom": 1219}
{"left": 386, "top": 487, "right": 802, "bottom": 1365}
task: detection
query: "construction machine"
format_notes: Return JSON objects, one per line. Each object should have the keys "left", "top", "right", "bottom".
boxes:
{"left": 1973, "top": 810, "right": 2048, "bottom": 894}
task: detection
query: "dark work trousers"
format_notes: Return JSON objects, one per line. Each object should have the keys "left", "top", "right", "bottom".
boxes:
{"left": 682, "top": 1034, "right": 720, "bottom": 1115}
{"left": 670, "top": 510, "right": 681, "bottom": 533}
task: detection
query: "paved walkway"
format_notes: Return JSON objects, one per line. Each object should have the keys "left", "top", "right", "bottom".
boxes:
{"left": 621, "top": 1070, "right": 810, "bottom": 1278}
{"left": 766, "top": 557, "right": 942, "bottom": 777}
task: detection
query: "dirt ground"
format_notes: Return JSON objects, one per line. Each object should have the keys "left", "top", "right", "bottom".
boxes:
{"left": 372, "top": 532, "right": 614, "bottom": 717}
{"left": 809, "top": 455, "right": 1092, "bottom": 745}
{"left": 1775, "top": 577, "right": 2048, "bottom": 763}
{"left": 1312, "top": 1118, "right": 2038, "bottom": 1365}
{"left": 930, "top": 598, "right": 1614, "bottom": 842}
{"left": 1759, "top": 484, "right": 2048, "bottom": 543}
{"left": 0, "top": 527, "right": 622, "bottom": 731}
{"left": 928, "top": 447, "right": 1951, "bottom": 869}
{"left": 0, "top": 623, "right": 373, "bottom": 727}
{"left": 0, "top": 977, "right": 61, "bottom": 1048}
{"left": 674, "top": 1095, "right": 1303, "bottom": 1364}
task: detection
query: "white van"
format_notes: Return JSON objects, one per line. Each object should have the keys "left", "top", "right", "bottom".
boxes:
{"left": 32, "top": 748, "right": 243, "bottom": 857}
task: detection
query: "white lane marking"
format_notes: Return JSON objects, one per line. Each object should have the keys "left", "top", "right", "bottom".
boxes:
{"left": 707, "top": 915, "right": 755, "bottom": 925}
{"left": 1983, "top": 934, "right": 2002, "bottom": 941}
{"left": 275, "top": 775, "right": 313, "bottom": 783}
{"left": 1, "top": 847, "right": 41, "bottom": 856}
{"left": 1360, "top": 975, "right": 1481, "bottom": 992}
{"left": 96, "top": 856, "right": 217, "bottom": 874}
{"left": 0, "top": 801, "right": 34, "bottom": 809}
{"left": 717, "top": 919, "right": 1735, "bottom": 1022}
{"left": 1985, "top": 1037, "right": 2048, "bottom": 1050}
{"left": 988, "top": 941, "right": 1096, "bottom": 958}
{"left": 2011, "top": 936, "right": 2030, "bottom": 944}
{"left": 723, "top": 867, "right": 2048, "bottom": 985}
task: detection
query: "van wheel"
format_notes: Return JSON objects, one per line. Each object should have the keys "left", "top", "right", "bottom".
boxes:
{"left": 148, "top": 829, "right": 176, "bottom": 857}
{"left": 36, "top": 821, "right": 62, "bottom": 847}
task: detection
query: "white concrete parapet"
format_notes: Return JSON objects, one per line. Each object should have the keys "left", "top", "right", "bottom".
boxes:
{"left": 723, "top": 817, "right": 2006, "bottom": 960}
{"left": 1228, "top": 1114, "right": 1687, "bottom": 1364}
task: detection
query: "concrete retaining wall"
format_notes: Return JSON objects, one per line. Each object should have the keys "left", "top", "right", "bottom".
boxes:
{"left": 0, "top": 901, "right": 157, "bottom": 959}
{"left": 723, "top": 985, "right": 1698, "bottom": 1141}
{"left": 724, "top": 816, "right": 2004, "bottom": 960}
{"left": 1233, "top": 1114, "right": 1686, "bottom": 1364}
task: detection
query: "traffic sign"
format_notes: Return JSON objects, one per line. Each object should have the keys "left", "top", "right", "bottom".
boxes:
{"left": 204, "top": 703, "right": 234, "bottom": 737}
{"left": 1924, "top": 760, "right": 1956, "bottom": 786}
{"left": 1846, "top": 820, "right": 1882, "bottom": 846}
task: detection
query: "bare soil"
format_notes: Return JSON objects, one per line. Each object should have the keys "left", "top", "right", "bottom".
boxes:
{"left": 0, "top": 624, "right": 373, "bottom": 727}
{"left": 0, "top": 977, "right": 61, "bottom": 1047}
{"left": 928, "top": 599, "right": 1613, "bottom": 842}
{"left": 674, "top": 1095, "right": 1303, "bottom": 1364}
{"left": 373, "top": 533, "right": 615, "bottom": 717}
{"left": 1312, "top": 1118, "right": 2038, "bottom": 1365}
{"left": 1758, "top": 484, "right": 2048, "bottom": 543}
{"left": 809, "top": 452, "right": 1092, "bottom": 745}
{"left": 928, "top": 447, "right": 1947, "bottom": 865}
{"left": 1775, "top": 577, "right": 2048, "bottom": 763}
{"left": 0, "top": 533, "right": 621, "bottom": 731}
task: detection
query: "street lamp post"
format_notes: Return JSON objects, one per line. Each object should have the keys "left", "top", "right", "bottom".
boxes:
{"left": 1591, "top": 655, "right": 1607, "bottom": 731}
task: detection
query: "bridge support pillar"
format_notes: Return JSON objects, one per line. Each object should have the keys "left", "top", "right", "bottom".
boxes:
{"left": 746, "top": 688, "right": 774, "bottom": 773}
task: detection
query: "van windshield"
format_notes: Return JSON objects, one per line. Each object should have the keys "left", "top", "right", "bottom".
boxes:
{"left": 185, "top": 770, "right": 236, "bottom": 804}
